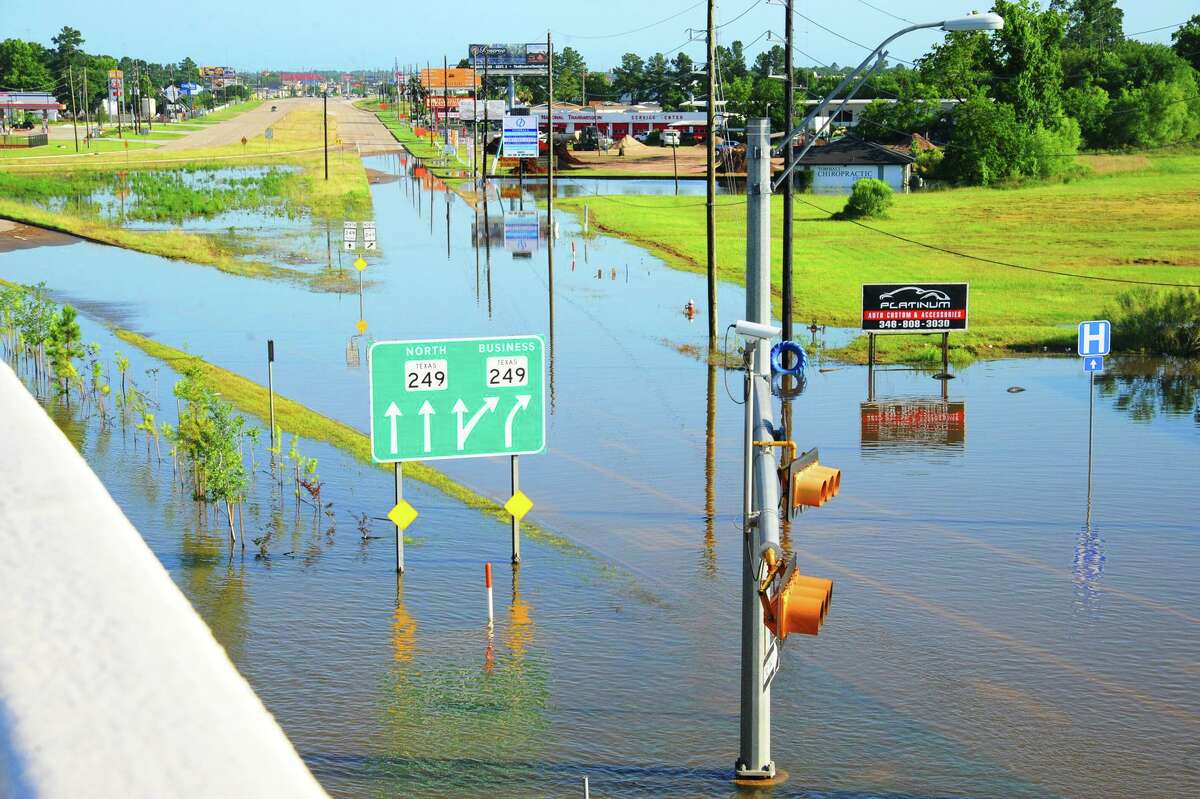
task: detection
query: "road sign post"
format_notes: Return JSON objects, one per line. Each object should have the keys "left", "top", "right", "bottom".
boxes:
{"left": 369, "top": 336, "right": 546, "bottom": 567}
{"left": 1078, "top": 320, "right": 1111, "bottom": 522}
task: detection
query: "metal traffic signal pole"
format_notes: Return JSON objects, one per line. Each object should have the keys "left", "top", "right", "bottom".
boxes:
{"left": 737, "top": 117, "right": 781, "bottom": 782}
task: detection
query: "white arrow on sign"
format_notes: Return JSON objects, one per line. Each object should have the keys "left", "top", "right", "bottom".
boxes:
{"left": 504, "top": 395, "right": 532, "bottom": 447}
{"left": 453, "top": 397, "right": 499, "bottom": 450}
{"left": 385, "top": 402, "right": 402, "bottom": 454}
{"left": 418, "top": 400, "right": 435, "bottom": 453}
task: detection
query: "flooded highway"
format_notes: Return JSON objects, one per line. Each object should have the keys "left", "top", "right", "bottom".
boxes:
{"left": 2, "top": 153, "right": 1198, "bottom": 799}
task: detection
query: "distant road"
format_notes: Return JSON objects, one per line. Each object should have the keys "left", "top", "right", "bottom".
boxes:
{"left": 327, "top": 98, "right": 400, "bottom": 153}
{"left": 158, "top": 98, "right": 312, "bottom": 151}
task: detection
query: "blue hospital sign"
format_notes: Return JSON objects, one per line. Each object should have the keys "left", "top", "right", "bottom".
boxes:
{"left": 1077, "top": 320, "right": 1111, "bottom": 357}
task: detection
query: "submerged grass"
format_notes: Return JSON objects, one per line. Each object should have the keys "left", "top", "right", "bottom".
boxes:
{"left": 0, "top": 105, "right": 372, "bottom": 283}
{"left": 556, "top": 147, "right": 1200, "bottom": 358}
{"left": 112, "top": 329, "right": 588, "bottom": 557}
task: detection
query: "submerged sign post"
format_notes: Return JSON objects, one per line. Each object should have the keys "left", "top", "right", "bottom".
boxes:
{"left": 370, "top": 336, "right": 546, "bottom": 571}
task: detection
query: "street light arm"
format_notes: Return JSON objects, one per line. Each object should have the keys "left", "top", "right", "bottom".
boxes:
{"left": 773, "top": 20, "right": 943, "bottom": 158}
{"left": 770, "top": 50, "right": 887, "bottom": 192}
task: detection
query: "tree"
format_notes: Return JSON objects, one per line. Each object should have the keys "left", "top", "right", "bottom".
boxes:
{"left": 1051, "top": 0, "right": 1124, "bottom": 51}
{"left": 665, "top": 53, "right": 698, "bottom": 110}
{"left": 716, "top": 41, "right": 747, "bottom": 80}
{"left": 613, "top": 53, "right": 645, "bottom": 101}
{"left": 916, "top": 30, "right": 993, "bottom": 99}
{"left": 642, "top": 52, "right": 671, "bottom": 104}
{"left": 0, "top": 39, "right": 53, "bottom": 91}
{"left": 857, "top": 91, "right": 947, "bottom": 142}
{"left": 51, "top": 26, "right": 83, "bottom": 72}
{"left": 46, "top": 304, "right": 84, "bottom": 400}
{"left": 990, "top": 0, "right": 1069, "bottom": 126}
{"left": 1172, "top": 14, "right": 1200, "bottom": 72}
{"left": 554, "top": 46, "right": 586, "bottom": 104}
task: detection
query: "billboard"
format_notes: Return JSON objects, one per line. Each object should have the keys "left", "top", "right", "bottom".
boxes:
{"left": 861, "top": 283, "right": 968, "bottom": 333}
{"left": 457, "top": 99, "right": 507, "bottom": 121}
{"left": 467, "top": 43, "right": 548, "bottom": 75}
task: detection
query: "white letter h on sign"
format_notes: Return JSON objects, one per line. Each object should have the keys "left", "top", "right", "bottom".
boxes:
{"left": 1081, "top": 322, "right": 1106, "bottom": 355}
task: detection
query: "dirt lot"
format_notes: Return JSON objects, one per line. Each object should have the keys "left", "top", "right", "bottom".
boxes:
{"left": 563, "top": 141, "right": 712, "bottom": 176}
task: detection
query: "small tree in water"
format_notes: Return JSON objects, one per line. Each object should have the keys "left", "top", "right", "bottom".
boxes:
{"left": 836, "top": 178, "right": 894, "bottom": 220}
{"left": 46, "top": 304, "right": 85, "bottom": 403}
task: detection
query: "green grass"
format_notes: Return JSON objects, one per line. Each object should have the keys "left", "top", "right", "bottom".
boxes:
{"left": 0, "top": 106, "right": 372, "bottom": 281}
{"left": 556, "top": 146, "right": 1200, "bottom": 358}
{"left": 191, "top": 100, "right": 263, "bottom": 124}
{"left": 112, "top": 328, "right": 586, "bottom": 556}
{"left": 0, "top": 138, "right": 161, "bottom": 159}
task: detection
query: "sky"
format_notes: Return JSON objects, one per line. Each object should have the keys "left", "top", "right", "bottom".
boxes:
{"left": 3, "top": 1, "right": 1193, "bottom": 73}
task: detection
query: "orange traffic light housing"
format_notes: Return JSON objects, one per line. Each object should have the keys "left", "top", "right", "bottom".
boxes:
{"left": 759, "top": 548, "right": 833, "bottom": 640}
{"left": 782, "top": 448, "right": 841, "bottom": 514}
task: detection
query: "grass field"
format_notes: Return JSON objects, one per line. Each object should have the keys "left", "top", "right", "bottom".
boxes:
{"left": 0, "top": 104, "right": 371, "bottom": 282}
{"left": 191, "top": 100, "right": 263, "bottom": 124}
{"left": 557, "top": 147, "right": 1200, "bottom": 358}
{"left": 0, "top": 138, "right": 161, "bottom": 159}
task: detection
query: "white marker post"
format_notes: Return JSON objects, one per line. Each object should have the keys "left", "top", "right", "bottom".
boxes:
{"left": 484, "top": 562, "right": 494, "bottom": 627}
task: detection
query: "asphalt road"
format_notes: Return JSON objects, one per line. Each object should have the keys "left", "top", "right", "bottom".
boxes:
{"left": 158, "top": 98, "right": 311, "bottom": 151}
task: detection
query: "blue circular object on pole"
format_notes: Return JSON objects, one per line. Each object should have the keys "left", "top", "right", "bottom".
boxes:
{"left": 770, "top": 341, "right": 807, "bottom": 375}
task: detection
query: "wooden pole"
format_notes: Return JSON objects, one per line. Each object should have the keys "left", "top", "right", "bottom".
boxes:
{"left": 706, "top": 0, "right": 718, "bottom": 349}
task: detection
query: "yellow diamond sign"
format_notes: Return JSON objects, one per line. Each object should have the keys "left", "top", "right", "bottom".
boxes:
{"left": 504, "top": 491, "right": 534, "bottom": 521}
{"left": 356, "top": 319, "right": 368, "bottom": 335}
{"left": 354, "top": 256, "right": 367, "bottom": 271}
{"left": 387, "top": 500, "right": 418, "bottom": 530}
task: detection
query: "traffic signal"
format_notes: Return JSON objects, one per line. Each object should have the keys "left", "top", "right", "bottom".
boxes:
{"left": 790, "top": 459, "right": 841, "bottom": 509}
{"left": 759, "top": 550, "right": 833, "bottom": 640}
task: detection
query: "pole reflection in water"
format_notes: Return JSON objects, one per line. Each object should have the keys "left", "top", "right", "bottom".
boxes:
{"left": 1075, "top": 382, "right": 1106, "bottom": 615}
{"left": 445, "top": 191, "right": 451, "bottom": 259}
{"left": 702, "top": 362, "right": 717, "bottom": 577}
{"left": 483, "top": 182, "right": 493, "bottom": 318}
{"left": 474, "top": 204, "right": 481, "bottom": 305}
{"left": 393, "top": 575, "right": 417, "bottom": 664}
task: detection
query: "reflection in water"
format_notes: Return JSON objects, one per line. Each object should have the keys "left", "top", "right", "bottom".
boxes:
{"left": 702, "top": 363, "right": 717, "bottom": 577}
{"left": 1096, "top": 358, "right": 1200, "bottom": 425}
{"left": 861, "top": 398, "right": 966, "bottom": 455}
{"left": 393, "top": 576, "right": 417, "bottom": 663}
{"left": 181, "top": 526, "right": 249, "bottom": 662}
{"left": 1073, "top": 519, "right": 1107, "bottom": 615}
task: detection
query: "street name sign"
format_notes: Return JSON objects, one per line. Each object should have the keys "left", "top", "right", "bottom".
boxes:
{"left": 1077, "top": 320, "right": 1111, "bottom": 357}
{"left": 502, "top": 115, "right": 539, "bottom": 159}
{"left": 862, "top": 283, "right": 969, "bottom": 333}
{"left": 368, "top": 336, "right": 546, "bottom": 462}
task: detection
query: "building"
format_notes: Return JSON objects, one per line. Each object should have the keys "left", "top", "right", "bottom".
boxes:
{"left": 795, "top": 137, "right": 915, "bottom": 192}
{"left": 280, "top": 72, "right": 325, "bottom": 94}
{"left": 528, "top": 101, "right": 719, "bottom": 141}
{"left": 0, "top": 92, "right": 64, "bottom": 127}
{"left": 802, "top": 98, "right": 958, "bottom": 132}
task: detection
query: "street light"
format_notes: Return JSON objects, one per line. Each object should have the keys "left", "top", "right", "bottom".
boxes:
{"left": 773, "top": 11, "right": 1004, "bottom": 191}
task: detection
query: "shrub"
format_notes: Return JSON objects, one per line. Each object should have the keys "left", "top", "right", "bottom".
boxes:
{"left": 1107, "top": 288, "right": 1200, "bottom": 357}
{"left": 836, "top": 178, "right": 894, "bottom": 220}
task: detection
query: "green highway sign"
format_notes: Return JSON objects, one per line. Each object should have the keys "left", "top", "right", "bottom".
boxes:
{"left": 368, "top": 335, "right": 546, "bottom": 462}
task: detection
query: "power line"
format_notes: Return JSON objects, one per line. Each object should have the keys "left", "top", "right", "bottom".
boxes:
{"left": 717, "top": 0, "right": 764, "bottom": 31}
{"left": 851, "top": 0, "right": 913, "bottom": 25}
{"left": 557, "top": 2, "right": 706, "bottom": 40}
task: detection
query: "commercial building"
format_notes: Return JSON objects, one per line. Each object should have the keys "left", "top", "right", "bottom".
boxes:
{"left": 528, "top": 101, "right": 718, "bottom": 140}
{"left": 795, "top": 136, "right": 915, "bottom": 192}
{"left": 802, "top": 98, "right": 958, "bottom": 132}
{"left": 0, "top": 91, "right": 64, "bottom": 126}
{"left": 280, "top": 72, "right": 325, "bottom": 94}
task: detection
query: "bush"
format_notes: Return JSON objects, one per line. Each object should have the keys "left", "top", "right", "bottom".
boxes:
{"left": 835, "top": 178, "right": 893, "bottom": 220}
{"left": 1107, "top": 288, "right": 1200, "bottom": 357}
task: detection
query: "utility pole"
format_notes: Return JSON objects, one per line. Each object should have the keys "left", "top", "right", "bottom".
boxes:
{"left": 782, "top": 0, "right": 796, "bottom": 351}
{"left": 68, "top": 65, "right": 79, "bottom": 153}
{"left": 705, "top": 0, "right": 718, "bottom": 350}
{"left": 82, "top": 66, "right": 89, "bottom": 147}
{"left": 444, "top": 55, "right": 450, "bottom": 147}
{"left": 322, "top": 90, "right": 329, "bottom": 180}
{"left": 737, "top": 117, "right": 780, "bottom": 782}
{"left": 547, "top": 31, "right": 556, "bottom": 419}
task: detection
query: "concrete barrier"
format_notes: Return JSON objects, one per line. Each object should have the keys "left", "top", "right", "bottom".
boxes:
{"left": 0, "top": 362, "right": 327, "bottom": 798}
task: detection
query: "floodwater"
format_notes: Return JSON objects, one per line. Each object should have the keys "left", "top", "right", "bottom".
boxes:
{"left": 2, "top": 152, "right": 1198, "bottom": 799}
